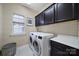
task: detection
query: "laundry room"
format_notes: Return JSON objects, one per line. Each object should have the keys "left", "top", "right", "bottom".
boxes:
{"left": 0, "top": 3, "right": 79, "bottom": 56}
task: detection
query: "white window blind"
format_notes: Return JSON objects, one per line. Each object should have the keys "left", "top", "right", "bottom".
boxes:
{"left": 12, "top": 14, "right": 25, "bottom": 35}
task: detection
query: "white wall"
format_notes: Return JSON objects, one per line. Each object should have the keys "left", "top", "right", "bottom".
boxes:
{"left": 2, "top": 3, "right": 37, "bottom": 47}
{"left": 0, "top": 4, "right": 2, "bottom": 50}
{"left": 37, "top": 20, "right": 78, "bottom": 36}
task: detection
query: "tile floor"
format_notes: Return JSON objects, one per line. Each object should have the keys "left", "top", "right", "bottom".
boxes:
{"left": 15, "top": 44, "right": 33, "bottom": 56}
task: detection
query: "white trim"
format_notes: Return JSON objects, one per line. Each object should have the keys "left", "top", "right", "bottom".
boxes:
{"left": 10, "top": 33, "right": 26, "bottom": 36}
{"left": 27, "top": 17, "right": 33, "bottom": 26}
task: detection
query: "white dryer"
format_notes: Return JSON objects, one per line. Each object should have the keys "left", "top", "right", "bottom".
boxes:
{"left": 31, "top": 32, "right": 55, "bottom": 56}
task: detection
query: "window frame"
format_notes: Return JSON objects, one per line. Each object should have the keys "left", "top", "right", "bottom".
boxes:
{"left": 11, "top": 14, "right": 25, "bottom": 36}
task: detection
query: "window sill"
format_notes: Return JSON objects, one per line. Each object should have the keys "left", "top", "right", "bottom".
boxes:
{"left": 10, "top": 33, "right": 26, "bottom": 37}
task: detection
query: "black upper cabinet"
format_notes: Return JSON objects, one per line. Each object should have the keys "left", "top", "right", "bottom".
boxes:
{"left": 44, "top": 4, "right": 55, "bottom": 24}
{"left": 55, "top": 3, "right": 76, "bottom": 22}
{"left": 35, "top": 12, "right": 45, "bottom": 26}
{"left": 35, "top": 3, "right": 78, "bottom": 26}
{"left": 76, "top": 4, "right": 79, "bottom": 19}
{"left": 78, "top": 4, "right": 79, "bottom": 19}
{"left": 35, "top": 15, "right": 40, "bottom": 26}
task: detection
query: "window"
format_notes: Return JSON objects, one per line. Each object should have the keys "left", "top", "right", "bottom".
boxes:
{"left": 27, "top": 17, "right": 33, "bottom": 26}
{"left": 12, "top": 14, "right": 25, "bottom": 35}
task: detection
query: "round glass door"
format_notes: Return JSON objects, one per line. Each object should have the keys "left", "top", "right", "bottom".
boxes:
{"left": 33, "top": 40, "right": 41, "bottom": 56}
{"left": 30, "top": 37, "right": 32, "bottom": 44}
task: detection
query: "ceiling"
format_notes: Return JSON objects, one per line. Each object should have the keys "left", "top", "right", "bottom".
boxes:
{"left": 21, "top": 3, "right": 52, "bottom": 13}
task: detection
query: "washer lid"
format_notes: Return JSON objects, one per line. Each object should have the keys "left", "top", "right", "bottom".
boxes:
{"left": 30, "top": 32, "right": 54, "bottom": 37}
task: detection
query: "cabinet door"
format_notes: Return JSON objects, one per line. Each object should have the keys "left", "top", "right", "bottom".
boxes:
{"left": 35, "top": 12, "right": 44, "bottom": 26}
{"left": 39, "top": 12, "right": 45, "bottom": 25}
{"left": 77, "top": 4, "right": 79, "bottom": 19}
{"left": 50, "top": 40, "right": 79, "bottom": 56}
{"left": 35, "top": 15, "right": 40, "bottom": 26}
{"left": 55, "top": 3, "right": 74, "bottom": 22}
{"left": 73, "top": 3, "right": 78, "bottom": 19}
{"left": 50, "top": 40, "right": 68, "bottom": 56}
{"left": 50, "top": 47, "right": 67, "bottom": 56}
{"left": 44, "top": 4, "right": 55, "bottom": 24}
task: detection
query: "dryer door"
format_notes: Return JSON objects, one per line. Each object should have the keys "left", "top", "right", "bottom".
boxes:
{"left": 33, "top": 40, "right": 41, "bottom": 56}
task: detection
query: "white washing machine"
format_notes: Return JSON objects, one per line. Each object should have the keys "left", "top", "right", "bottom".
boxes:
{"left": 29, "top": 32, "right": 37, "bottom": 51}
{"left": 30, "top": 32, "right": 55, "bottom": 56}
